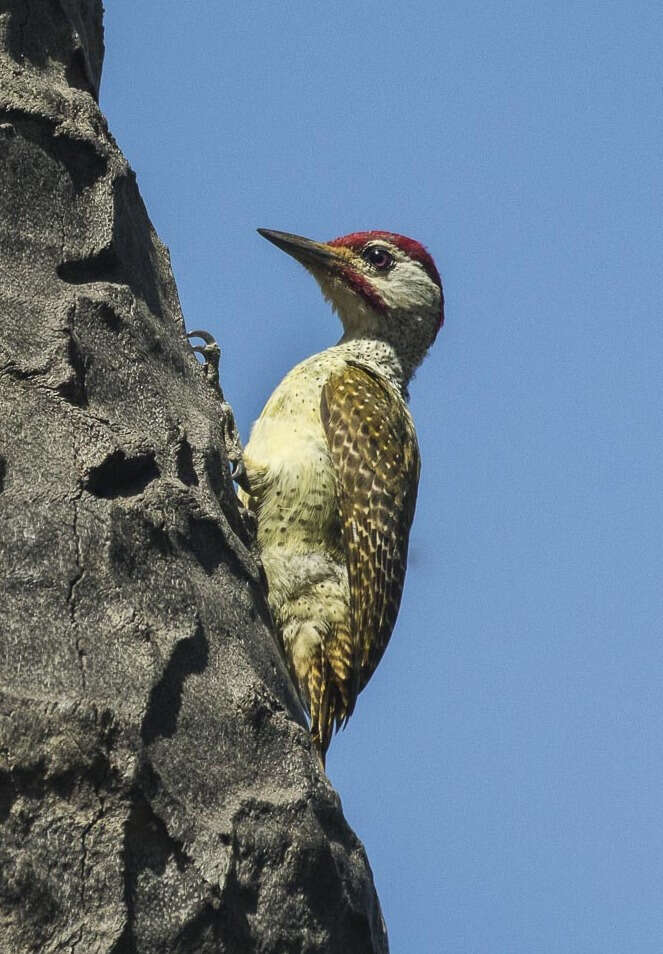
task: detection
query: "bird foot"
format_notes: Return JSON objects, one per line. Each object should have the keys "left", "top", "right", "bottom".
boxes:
{"left": 187, "top": 328, "right": 221, "bottom": 390}
{"left": 221, "top": 409, "right": 248, "bottom": 488}
{"left": 187, "top": 329, "right": 249, "bottom": 490}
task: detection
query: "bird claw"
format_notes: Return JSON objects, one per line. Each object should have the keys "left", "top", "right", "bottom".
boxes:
{"left": 187, "top": 328, "right": 249, "bottom": 490}
{"left": 222, "top": 409, "right": 250, "bottom": 491}
{"left": 187, "top": 328, "right": 217, "bottom": 347}
{"left": 187, "top": 329, "right": 221, "bottom": 390}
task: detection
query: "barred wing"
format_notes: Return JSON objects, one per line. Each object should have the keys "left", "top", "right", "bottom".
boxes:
{"left": 320, "top": 362, "right": 420, "bottom": 705}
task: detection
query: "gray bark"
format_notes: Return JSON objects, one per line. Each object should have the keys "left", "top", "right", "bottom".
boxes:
{"left": 0, "top": 2, "right": 388, "bottom": 951}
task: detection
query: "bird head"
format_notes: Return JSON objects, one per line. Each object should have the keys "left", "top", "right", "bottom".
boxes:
{"left": 258, "top": 228, "right": 444, "bottom": 379}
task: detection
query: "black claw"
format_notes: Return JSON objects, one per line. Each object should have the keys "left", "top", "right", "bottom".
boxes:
{"left": 230, "top": 458, "right": 245, "bottom": 480}
{"left": 187, "top": 329, "right": 217, "bottom": 346}
{"left": 233, "top": 468, "right": 251, "bottom": 495}
{"left": 187, "top": 331, "right": 221, "bottom": 363}
{"left": 187, "top": 329, "right": 221, "bottom": 389}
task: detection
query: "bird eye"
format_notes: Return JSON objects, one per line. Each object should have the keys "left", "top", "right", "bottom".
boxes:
{"left": 362, "top": 246, "right": 393, "bottom": 270}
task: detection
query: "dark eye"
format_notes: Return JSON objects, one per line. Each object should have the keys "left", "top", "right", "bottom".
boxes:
{"left": 362, "top": 246, "right": 393, "bottom": 270}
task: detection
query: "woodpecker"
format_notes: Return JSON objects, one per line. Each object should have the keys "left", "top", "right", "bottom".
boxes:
{"left": 241, "top": 228, "right": 444, "bottom": 765}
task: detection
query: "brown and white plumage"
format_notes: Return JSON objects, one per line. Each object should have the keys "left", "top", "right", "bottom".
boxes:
{"left": 321, "top": 363, "right": 420, "bottom": 696}
{"left": 241, "top": 228, "right": 443, "bottom": 764}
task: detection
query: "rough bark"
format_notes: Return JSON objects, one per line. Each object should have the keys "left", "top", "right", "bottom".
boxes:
{"left": 0, "top": 3, "right": 388, "bottom": 951}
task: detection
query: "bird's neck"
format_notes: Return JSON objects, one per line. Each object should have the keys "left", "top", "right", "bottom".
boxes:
{"left": 329, "top": 335, "right": 410, "bottom": 396}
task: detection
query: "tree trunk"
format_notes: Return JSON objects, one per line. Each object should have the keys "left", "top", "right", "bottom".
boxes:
{"left": 0, "top": 3, "right": 388, "bottom": 951}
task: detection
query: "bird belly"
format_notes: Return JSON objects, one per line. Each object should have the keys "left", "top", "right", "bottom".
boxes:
{"left": 242, "top": 357, "right": 344, "bottom": 565}
{"left": 241, "top": 364, "right": 350, "bottom": 715}
{"left": 245, "top": 416, "right": 347, "bottom": 635}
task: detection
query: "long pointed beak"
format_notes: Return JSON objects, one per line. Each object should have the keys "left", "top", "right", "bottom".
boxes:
{"left": 257, "top": 228, "right": 346, "bottom": 271}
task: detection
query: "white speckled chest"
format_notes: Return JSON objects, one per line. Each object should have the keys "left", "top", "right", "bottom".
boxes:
{"left": 243, "top": 350, "right": 345, "bottom": 553}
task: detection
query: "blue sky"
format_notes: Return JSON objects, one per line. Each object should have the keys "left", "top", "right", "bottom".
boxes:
{"left": 102, "top": 3, "right": 662, "bottom": 951}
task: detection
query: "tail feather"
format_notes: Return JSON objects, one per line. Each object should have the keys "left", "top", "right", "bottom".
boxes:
{"left": 309, "top": 648, "right": 348, "bottom": 767}
{"left": 285, "top": 621, "right": 357, "bottom": 767}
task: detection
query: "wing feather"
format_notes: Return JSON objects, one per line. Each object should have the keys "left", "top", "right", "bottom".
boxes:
{"left": 320, "top": 362, "right": 420, "bottom": 714}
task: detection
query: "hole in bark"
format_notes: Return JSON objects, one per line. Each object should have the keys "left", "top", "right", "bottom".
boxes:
{"left": 203, "top": 447, "right": 225, "bottom": 501}
{"left": 141, "top": 621, "right": 209, "bottom": 745}
{"left": 0, "top": 456, "right": 6, "bottom": 493}
{"left": 97, "top": 301, "right": 124, "bottom": 331}
{"left": 55, "top": 174, "right": 165, "bottom": 318}
{"left": 184, "top": 516, "right": 227, "bottom": 574}
{"left": 57, "top": 246, "right": 121, "bottom": 285}
{"left": 65, "top": 47, "right": 97, "bottom": 99}
{"left": 0, "top": 770, "right": 17, "bottom": 821}
{"left": 175, "top": 438, "right": 198, "bottom": 486}
{"left": 1, "top": 111, "right": 107, "bottom": 194}
{"left": 84, "top": 450, "right": 159, "bottom": 499}
{"left": 56, "top": 330, "right": 88, "bottom": 406}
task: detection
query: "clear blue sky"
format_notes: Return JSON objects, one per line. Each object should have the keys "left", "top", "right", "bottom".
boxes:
{"left": 102, "top": 3, "right": 662, "bottom": 951}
